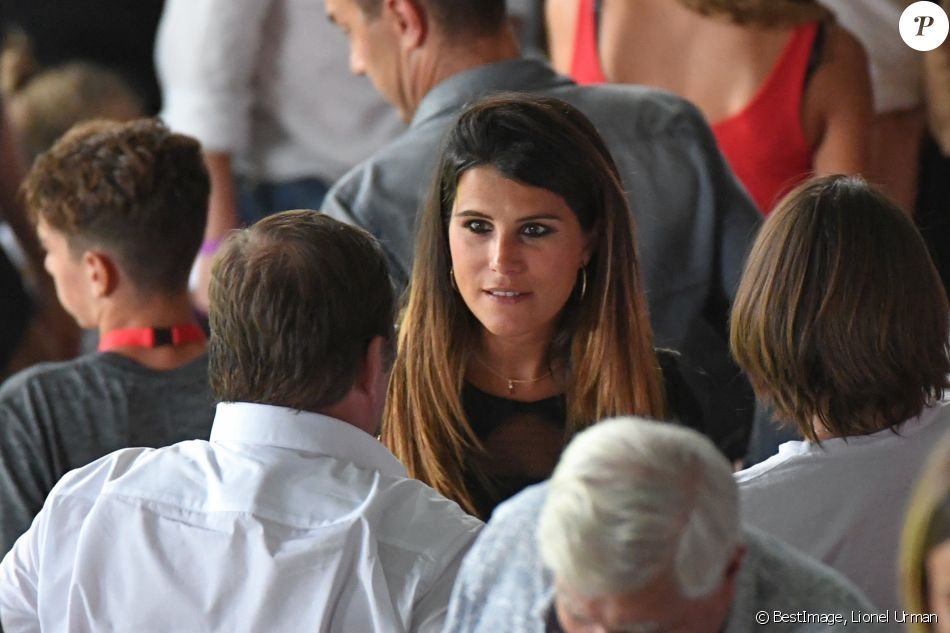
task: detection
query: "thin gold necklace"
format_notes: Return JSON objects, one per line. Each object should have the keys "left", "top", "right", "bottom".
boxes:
{"left": 474, "top": 355, "right": 552, "bottom": 395}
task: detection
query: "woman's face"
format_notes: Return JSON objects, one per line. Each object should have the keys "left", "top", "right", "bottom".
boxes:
{"left": 928, "top": 539, "right": 950, "bottom": 633}
{"left": 448, "top": 166, "right": 593, "bottom": 342}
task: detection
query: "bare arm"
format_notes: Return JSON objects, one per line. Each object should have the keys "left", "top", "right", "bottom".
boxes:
{"left": 805, "top": 25, "right": 873, "bottom": 177}
{"left": 202, "top": 152, "right": 240, "bottom": 239}
{"left": 191, "top": 152, "right": 241, "bottom": 312}
{"left": 544, "top": 0, "right": 580, "bottom": 73}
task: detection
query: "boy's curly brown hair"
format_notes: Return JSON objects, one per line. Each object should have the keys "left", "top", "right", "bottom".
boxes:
{"left": 23, "top": 118, "right": 209, "bottom": 295}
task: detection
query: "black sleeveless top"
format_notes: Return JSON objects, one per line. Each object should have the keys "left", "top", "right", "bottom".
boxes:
{"left": 460, "top": 350, "right": 707, "bottom": 519}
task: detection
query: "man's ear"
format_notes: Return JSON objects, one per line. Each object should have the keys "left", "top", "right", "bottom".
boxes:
{"left": 82, "top": 250, "right": 120, "bottom": 298}
{"left": 357, "top": 336, "right": 387, "bottom": 400}
{"left": 386, "top": 0, "right": 427, "bottom": 50}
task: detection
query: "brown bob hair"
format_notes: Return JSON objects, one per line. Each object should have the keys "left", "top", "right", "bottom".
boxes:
{"left": 730, "top": 175, "right": 950, "bottom": 442}
{"left": 209, "top": 210, "right": 395, "bottom": 411}
{"left": 384, "top": 94, "right": 666, "bottom": 515}
{"left": 23, "top": 118, "right": 207, "bottom": 295}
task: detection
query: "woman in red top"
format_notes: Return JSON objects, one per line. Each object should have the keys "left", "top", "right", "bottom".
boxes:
{"left": 546, "top": 0, "right": 871, "bottom": 214}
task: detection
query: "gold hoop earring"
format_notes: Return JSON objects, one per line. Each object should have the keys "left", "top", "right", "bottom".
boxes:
{"left": 575, "top": 266, "right": 587, "bottom": 301}
{"left": 449, "top": 267, "right": 458, "bottom": 292}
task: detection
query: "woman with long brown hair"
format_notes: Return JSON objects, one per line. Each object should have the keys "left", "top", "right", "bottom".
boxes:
{"left": 385, "top": 94, "right": 708, "bottom": 518}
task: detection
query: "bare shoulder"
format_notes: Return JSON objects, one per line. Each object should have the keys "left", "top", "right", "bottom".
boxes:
{"left": 802, "top": 21, "right": 872, "bottom": 172}
{"left": 822, "top": 22, "right": 869, "bottom": 70}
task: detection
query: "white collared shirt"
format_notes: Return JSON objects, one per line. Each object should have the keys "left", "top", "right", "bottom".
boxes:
{"left": 0, "top": 402, "right": 482, "bottom": 632}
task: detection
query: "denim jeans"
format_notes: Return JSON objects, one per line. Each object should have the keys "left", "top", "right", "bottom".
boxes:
{"left": 236, "top": 177, "right": 330, "bottom": 226}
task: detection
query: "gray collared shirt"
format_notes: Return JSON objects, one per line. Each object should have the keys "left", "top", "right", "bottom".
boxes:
{"left": 324, "top": 59, "right": 761, "bottom": 456}
{"left": 443, "top": 482, "right": 881, "bottom": 633}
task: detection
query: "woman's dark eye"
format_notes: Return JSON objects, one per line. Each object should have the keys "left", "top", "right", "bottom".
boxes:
{"left": 463, "top": 220, "right": 491, "bottom": 234}
{"left": 521, "top": 223, "right": 552, "bottom": 237}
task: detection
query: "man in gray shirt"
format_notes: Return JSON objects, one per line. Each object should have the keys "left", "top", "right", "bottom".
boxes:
{"left": 444, "top": 417, "right": 881, "bottom": 633}
{"left": 323, "top": 0, "right": 761, "bottom": 456}
{"left": 0, "top": 119, "right": 214, "bottom": 555}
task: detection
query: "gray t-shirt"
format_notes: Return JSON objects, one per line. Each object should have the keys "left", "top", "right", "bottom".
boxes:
{"left": 0, "top": 352, "right": 214, "bottom": 554}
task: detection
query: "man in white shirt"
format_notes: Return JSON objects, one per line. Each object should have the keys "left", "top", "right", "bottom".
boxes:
{"left": 0, "top": 210, "right": 482, "bottom": 632}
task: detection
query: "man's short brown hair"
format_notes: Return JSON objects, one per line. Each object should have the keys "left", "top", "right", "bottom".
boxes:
{"left": 23, "top": 118, "right": 208, "bottom": 295}
{"left": 208, "top": 210, "right": 395, "bottom": 411}
{"left": 730, "top": 175, "right": 950, "bottom": 441}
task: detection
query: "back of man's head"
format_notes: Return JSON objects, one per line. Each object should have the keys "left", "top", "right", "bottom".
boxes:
{"left": 23, "top": 117, "right": 208, "bottom": 295}
{"left": 538, "top": 417, "right": 740, "bottom": 599}
{"left": 355, "top": 0, "right": 506, "bottom": 37}
{"left": 208, "top": 211, "right": 394, "bottom": 412}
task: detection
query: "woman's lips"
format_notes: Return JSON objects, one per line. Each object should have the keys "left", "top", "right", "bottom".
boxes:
{"left": 483, "top": 289, "right": 531, "bottom": 304}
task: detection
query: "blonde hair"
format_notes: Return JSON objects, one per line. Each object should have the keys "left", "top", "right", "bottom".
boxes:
{"left": 1, "top": 31, "right": 142, "bottom": 160}
{"left": 384, "top": 95, "right": 665, "bottom": 516}
{"left": 901, "top": 434, "right": 950, "bottom": 632}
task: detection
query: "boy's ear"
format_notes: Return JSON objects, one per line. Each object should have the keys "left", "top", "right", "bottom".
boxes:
{"left": 82, "top": 250, "right": 120, "bottom": 298}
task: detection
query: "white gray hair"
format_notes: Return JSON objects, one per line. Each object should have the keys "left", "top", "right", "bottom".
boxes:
{"left": 537, "top": 417, "right": 740, "bottom": 599}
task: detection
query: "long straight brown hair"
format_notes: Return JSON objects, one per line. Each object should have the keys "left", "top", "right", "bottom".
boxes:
{"left": 384, "top": 95, "right": 666, "bottom": 515}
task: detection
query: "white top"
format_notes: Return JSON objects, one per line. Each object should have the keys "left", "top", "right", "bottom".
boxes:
{"left": 0, "top": 402, "right": 482, "bottom": 633}
{"left": 155, "top": 0, "right": 404, "bottom": 182}
{"left": 817, "top": 0, "right": 923, "bottom": 112}
{"left": 736, "top": 395, "right": 950, "bottom": 612}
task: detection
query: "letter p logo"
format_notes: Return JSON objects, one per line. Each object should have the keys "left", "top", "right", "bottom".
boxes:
{"left": 916, "top": 15, "right": 935, "bottom": 36}
{"left": 901, "top": 2, "right": 949, "bottom": 51}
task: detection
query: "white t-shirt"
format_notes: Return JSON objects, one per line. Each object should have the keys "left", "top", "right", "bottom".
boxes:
{"left": 736, "top": 395, "right": 950, "bottom": 612}
{"left": 155, "top": 0, "right": 404, "bottom": 183}
{"left": 0, "top": 402, "right": 482, "bottom": 632}
{"left": 818, "top": 0, "right": 923, "bottom": 113}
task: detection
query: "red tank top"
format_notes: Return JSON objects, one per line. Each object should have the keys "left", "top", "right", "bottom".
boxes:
{"left": 569, "top": 0, "right": 817, "bottom": 214}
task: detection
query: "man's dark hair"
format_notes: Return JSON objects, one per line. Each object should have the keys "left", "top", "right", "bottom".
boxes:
{"left": 208, "top": 210, "right": 395, "bottom": 411}
{"left": 356, "top": 0, "right": 506, "bottom": 37}
{"left": 23, "top": 118, "right": 208, "bottom": 295}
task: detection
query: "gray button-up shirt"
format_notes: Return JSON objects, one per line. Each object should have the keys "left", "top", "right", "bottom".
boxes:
{"left": 324, "top": 59, "right": 761, "bottom": 456}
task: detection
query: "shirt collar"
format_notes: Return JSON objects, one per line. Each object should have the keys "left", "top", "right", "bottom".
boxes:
{"left": 209, "top": 402, "right": 406, "bottom": 478}
{"left": 410, "top": 58, "right": 573, "bottom": 129}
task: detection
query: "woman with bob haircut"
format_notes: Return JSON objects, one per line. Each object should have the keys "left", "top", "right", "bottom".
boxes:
{"left": 902, "top": 435, "right": 950, "bottom": 633}
{"left": 384, "top": 93, "right": 717, "bottom": 518}
{"left": 732, "top": 174, "right": 950, "bottom": 612}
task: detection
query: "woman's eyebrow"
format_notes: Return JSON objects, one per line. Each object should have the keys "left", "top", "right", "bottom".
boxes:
{"left": 452, "top": 209, "right": 566, "bottom": 223}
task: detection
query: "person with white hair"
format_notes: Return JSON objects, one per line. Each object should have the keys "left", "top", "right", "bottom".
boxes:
{"left": 443, "top": 417, "right": 879, "bottom": 633}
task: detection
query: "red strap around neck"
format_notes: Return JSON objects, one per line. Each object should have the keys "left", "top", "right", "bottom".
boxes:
{"left": 98, "top": 324, "right": 206, "bottom": 352}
